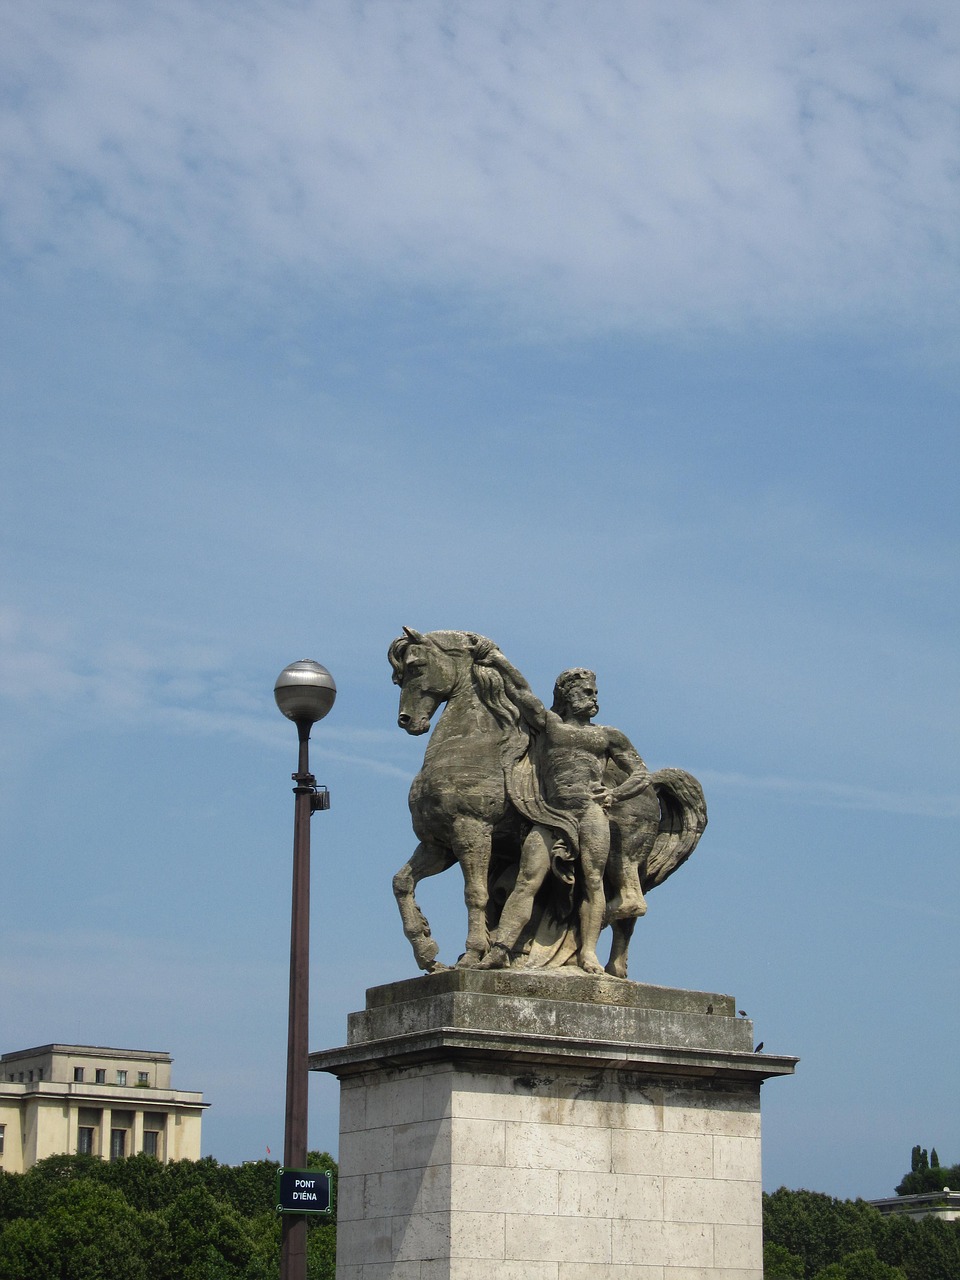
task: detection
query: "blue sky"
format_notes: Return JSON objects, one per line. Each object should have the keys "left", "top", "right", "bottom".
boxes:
{"left": 1, "top": 1, "right": 958, "bottom": 1199}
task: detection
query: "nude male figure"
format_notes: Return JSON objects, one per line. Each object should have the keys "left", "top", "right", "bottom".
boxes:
{"left": 475, "top": 648, "right": 653, "bottom": 974}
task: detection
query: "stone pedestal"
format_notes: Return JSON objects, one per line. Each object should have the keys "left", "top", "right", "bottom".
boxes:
{"left": 311, "top": 970, "right": 796, "bottom": 1280}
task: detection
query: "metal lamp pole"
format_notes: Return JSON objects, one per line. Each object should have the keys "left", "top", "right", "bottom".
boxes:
{"left": 274, "top": 660, "right": 336, "bottom": 1280}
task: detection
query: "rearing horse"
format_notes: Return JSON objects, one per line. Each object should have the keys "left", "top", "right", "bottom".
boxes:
{"left": 389, "top": 627, "right": 524, "bottom": 971}
{"left": 389, "top": 627, "right": 708, "bottom": 977}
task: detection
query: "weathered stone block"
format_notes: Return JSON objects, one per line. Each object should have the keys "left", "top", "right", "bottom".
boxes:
{"left": 558, "top": 1169, "right": 663, "bottom": 1220}
{"left": 337, "top": 1127, "right": 393, "bottom": 1178}
{"left": 364, "top": 1075, "right": 425, "bottom": 1130}
{"left": 339, "top": 1080, "right": 366, "bottom": 1134}
{"left": 505, "top": 1211, "right": 613, "bottom": 1264}
{"left": 612, "top": 1127, "right": 667, "bottom": 1175}
{"left": 392, "top": 1116, "right": 449, "bottom": 1172}
{"left": 713, "top": 1135, "right": 762, "bottom": 1182}
{"left": 429, "top": 1263, "right": 559, "bottom": 1280}
{"left": 451, "top": 1162, "right": 559, "bottom": 1216}
{"left": 662, "top": 1131, "right": 715, "bottom": 1178}
{"left": 504, "top": 1118, "right": 612, "bottom": 1171}
{"left": 562, "top": 1266, "right": 664, "bottom": 1280}
{"left": 312, "top": 972, "right": 795, "bottom": 1280}
{"left": 714, "top": 1222, "right": 763, "bottom": 1270}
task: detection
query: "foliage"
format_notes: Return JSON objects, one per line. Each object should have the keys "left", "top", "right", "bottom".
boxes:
{"left": 896, "top": 1148, "right": 960, "bottom": 1197}
{"left": 0, "top": 1180, "right": 163, "bottom": 1280}
{"left": 764, "top": 1187, "right": 960, "bottom": 1280}
{"left": 765, "top": 1239, "right": 806, "bottom": 1277}
{"left": 763, "top": 1187, "right": 886, "bottom": 1275}
{"left": 811, "top": 1248, "right": 907, "bottom": 1280}
{"left": 0, "top": 1150, "right": 337, "bottom": 1280}
{"left": 12, "top": 1146, "right": 960, "bottom": 1280}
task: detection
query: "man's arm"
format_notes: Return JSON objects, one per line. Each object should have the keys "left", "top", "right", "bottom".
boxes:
{"left": 605, "top": 730, "right": 654, "bottom": 802}
{"left": 475, "top": 643, "right": 549, "bottom": 731}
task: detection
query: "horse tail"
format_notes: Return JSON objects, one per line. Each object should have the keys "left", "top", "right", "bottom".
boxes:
{"left": 640, "top": 767, "right": 708, "bottom": 892}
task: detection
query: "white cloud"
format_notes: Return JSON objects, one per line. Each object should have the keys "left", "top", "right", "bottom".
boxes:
{"left": 0, "top": 605, "right": 409, "bottom": 770}
{"left": 699, "top": 768, "right": 960, "bottom": 820}
{"left": 1, "top": 1, "right": 957, "bottom": 331}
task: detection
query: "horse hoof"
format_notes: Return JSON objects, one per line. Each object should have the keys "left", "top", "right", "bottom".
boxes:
{"left": 412, "top": 937, "right": 440, "bottom": 970}
{"left": 475, "top": 943, "right": 511, "bottom": 971}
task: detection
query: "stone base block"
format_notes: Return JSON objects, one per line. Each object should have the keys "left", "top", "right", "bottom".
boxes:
{"left": 311, "top": 970, "right": 796, "bottom": 1280}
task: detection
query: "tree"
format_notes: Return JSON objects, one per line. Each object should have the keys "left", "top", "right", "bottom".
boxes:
{"left": 0, "top": 1216, "right": 59, "bottom": 1280}
{"left": 765, "top": 1240, "right": 805, "bottom": 1277}
{"left": 0, "top": 1180, "right": 163, "bottom": 1280}
{"left": 0, "top": 1151, "right": 339, "bottom": 1280}
{"left": 813, "top": 1248, "right": 907, "bottom": 1280}
{"left": 765, "top": 1185, "right": 960, "bottom": 1280}
{"left": 883, "top": 1214, "right": 960, "bottom": 1280}
{"left": 763, "top": 1188, "right": 885, "bottom": 1276}
{"left": 159, "top": 1183, "right": 273, "bottom": 1280}
{"left": 896, "top": 1146, "right": 960, "bottom": 1197}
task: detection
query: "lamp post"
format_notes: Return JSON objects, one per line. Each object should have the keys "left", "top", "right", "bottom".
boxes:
{"left": 274, "top": 660, "right": 336, "bottom": 1280}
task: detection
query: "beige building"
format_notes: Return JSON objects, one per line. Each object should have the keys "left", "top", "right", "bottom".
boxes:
{"left": 0, "top": 1044, "right": 208, "bottom": 1173}
{"left": 868, "top": 1190, "right": 960, "bottom": 1223}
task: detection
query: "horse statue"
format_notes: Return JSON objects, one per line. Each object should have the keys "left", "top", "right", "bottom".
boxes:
{"left": 389, "top": 627, "right": 707, "bottom": 977}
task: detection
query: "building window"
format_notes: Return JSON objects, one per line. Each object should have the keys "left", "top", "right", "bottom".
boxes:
{"left": 138, "top": 1072, "right": 149, "bottom": 1085}
{"left": 74, "top": 1067, "right": 84, "bottom": 1082}
{"left": 77, "top": 1127, "right": 94, "bottom": 1155}
{"left": 110, "top": 1129, "right": 126, "bottom": 1161}
{"left": 116, "top": 1070, "right": 127, "bottom": 1086}
{"left": 27, "top": 1071, "right": 33, "bottom": 1082}
{"left": 37, "top": 1068, "right": 43, "bottom": 1081}
{"left": 143, "top": 1130, "right": 159, "bottom": 1158}
{"left": 95, "top": 1069, "right": 106, "bottom": 1084}
{"left": 0, "top": 1125, "right": 5, "bottom": 1156}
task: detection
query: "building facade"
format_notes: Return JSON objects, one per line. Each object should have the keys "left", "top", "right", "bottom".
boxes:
{"left": 0, "top": 1044, "right": 208, "bottom": 1173}
{"left": 868, "top": 1190, "right": 960, "bottom": 1223}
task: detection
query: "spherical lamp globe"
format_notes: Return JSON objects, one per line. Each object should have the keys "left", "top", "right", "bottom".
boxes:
{"left": 274, "top": 660, "right": 337, "bottom": 726}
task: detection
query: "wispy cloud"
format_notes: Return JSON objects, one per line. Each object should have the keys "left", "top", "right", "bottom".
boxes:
{"left": 699, "top": 767, "right": 960, "bottom": 820}
{"left": 0, "top": 606, "right": 411, "bottom": 777}
{"left": 1, "top": 2, "right": 957, "bottom": 331}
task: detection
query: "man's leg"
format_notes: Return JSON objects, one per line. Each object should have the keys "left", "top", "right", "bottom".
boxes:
{"left": 577, "top": 804, "right": 610, "bottom": 975}
{"left": 477, "top": 825, "right": 552, "bottom": 968}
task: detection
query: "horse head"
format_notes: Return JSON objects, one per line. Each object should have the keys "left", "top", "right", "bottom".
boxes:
{"left": 388, "top": 627, "right": 474, "bottom": 736}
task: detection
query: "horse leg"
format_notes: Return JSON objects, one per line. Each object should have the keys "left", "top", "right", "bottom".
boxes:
{"left": 604, "top": 814, "right": 652, "bottom": 925}
{"left": 603, "top": 836, "right": 645, "bottom": 979}
{"left": 604, "top": 856, "right": 648, "bottom": 924}
{"left": 450, "top": 816, "right": 493, "bottom": 967}
{"left": 393, "top": 841, "right": 455, "bottom": 973}
{"left": 605, "top": 917, "right": 637, "bottom": 979}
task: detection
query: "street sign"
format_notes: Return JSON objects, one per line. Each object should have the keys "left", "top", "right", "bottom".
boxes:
{"left": 275, "top": 1166, "right": 333, "bottom": 1216}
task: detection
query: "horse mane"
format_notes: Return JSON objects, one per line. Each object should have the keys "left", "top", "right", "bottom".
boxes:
{"left": 387, "top": 635, "right": 410, "bottom": 684}
{"left": 388, "top": 629, "right": 523, "bottom": 733}
{"left": 471, "top": 662, "right": 523, "bottom": 732}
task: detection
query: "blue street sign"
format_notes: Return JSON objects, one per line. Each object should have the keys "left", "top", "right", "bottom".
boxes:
{"left": 275, "top": 1167, "right": 333, "bottom": 1216}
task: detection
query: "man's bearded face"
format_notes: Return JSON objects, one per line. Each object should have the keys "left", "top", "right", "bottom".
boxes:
{"left": 564, "top": 677, "right": 599, "bottom": 718}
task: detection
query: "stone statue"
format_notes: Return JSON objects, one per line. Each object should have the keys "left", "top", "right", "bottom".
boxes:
{"left": 389, "top": 628, "right": 706, "bottom": 978}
